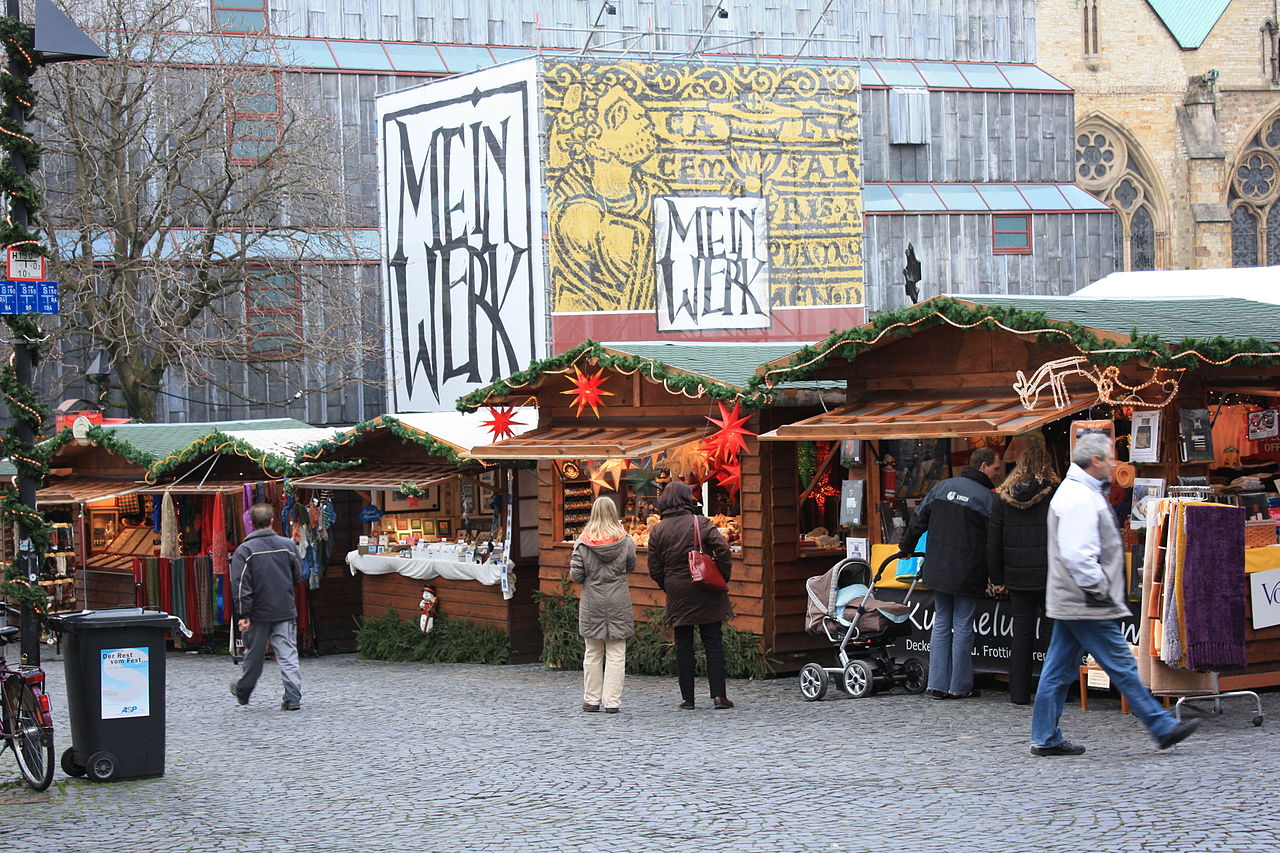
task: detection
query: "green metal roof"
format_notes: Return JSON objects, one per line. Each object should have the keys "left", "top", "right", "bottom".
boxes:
{"left": 1146, "top": 0, "right": 1230, "bottom": 49}
{"left": 962, "top": 295, "right": 1280, "bottom": 344}
{"left": 603, "top": 342, "right": 809, "bottom": 389}
{"left": 98, "top": 418, "right": 316, "bottom": 463}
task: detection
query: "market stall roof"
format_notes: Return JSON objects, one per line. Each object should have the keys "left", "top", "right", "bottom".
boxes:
{"left": 294, "top": 410, "right": 537, "bottom": 466}
{"left": 1071, "top": 265, "right": 1280, "bottom": 304}
{"left": 468, "top": 423, "right": 711, "bottom": 460}
{"left": 36, "top": 479, "right": 145, "bottom": 505}
{"left": 954, "top": 295, "right": 1280, "bottom": 344}
{"left": 752, "top": 295, "right": 1280, "bottom": 391}
{"left": 456, "top": 340, "right": 785, "bottom": 412}
{"left": 289, "top": 463, "right": 459, "bottom": 491}
{"left": 136, "top": 480, "right": 257, "bottom": 495}
{"left": 758, "top": 393, "right": 1098, "bottom": 441}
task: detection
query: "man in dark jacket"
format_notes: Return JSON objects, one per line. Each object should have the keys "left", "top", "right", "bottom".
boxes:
{"left": 230, "top": 503, "right": 304, "bottom": 710}
{"left": 900, "top": 447, "right": 1002, "bottom": 700}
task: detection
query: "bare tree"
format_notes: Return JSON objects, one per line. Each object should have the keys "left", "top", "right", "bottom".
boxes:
{"left": 34, "top": 0, "right": 380, "bottom": 420}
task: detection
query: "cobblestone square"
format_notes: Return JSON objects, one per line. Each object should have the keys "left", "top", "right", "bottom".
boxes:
{"left": 1, "top": 653, "right": 1278, "bottom": 851}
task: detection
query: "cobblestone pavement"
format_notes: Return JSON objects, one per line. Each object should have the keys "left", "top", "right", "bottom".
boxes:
{"left": 1, "top": 652, "right": 1278, "bottom": 852}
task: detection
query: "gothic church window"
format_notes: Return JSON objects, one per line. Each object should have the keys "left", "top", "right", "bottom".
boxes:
{"left": 1083, "top": 0, "right": 1100, "bottom": 56}
{"left": 1074, "top": 119, "right": 1164, "bottom": 270}
{"left": 1229, "top": 114, "right": 1280, "bottom": 267}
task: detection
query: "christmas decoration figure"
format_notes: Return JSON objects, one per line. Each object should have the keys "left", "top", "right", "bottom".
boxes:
{"left": 481, "top": 405, "right": 525, "bottom": 441}
{"left": 419, "top": 585, "right": 439, "bottom": 633}
{"left": 562, "top": 366, "right": 614, "bottom": 417}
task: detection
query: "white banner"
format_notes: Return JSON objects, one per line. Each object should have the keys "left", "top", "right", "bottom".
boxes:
{"left": 378, "top": 59, "right": 547, "bottom": 412}
{"left": 653, "top": 195, "right": 770, "bottom": 331}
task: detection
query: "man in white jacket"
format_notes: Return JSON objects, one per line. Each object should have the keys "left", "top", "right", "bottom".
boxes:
{"left": 1030, "top": 433, "right": 1199, "bottom": 755}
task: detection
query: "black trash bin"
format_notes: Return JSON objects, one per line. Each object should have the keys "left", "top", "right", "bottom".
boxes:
{"left": 52, "top": 608, "right": 182, "bottom": 783}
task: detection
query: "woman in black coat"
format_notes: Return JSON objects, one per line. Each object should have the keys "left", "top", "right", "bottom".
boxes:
{"left": 647, "top": 481, "right": 734, "bottom": 710}
{"left": 987, "top": 444, "right": 1059, "bottom": 705}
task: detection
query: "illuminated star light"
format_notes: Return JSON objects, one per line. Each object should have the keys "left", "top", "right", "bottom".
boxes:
{"left": 481, "top": 405, "right": 525, "bottom": 441}
{"left": 562, "top": 367, "right": 615, "bottom": 418}
{"left": 703, "top": 400, "right": 754, "bottom": 462}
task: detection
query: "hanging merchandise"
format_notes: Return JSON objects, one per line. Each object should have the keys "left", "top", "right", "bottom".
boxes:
{"left": 1211, "top": 404, "right": 1258, "bottom": 468}
{"left": 160, "top": 491, "right": 180, "bottom": 559}
{"left": 1129, "top": 410, "right": 1160, "bottom": 464}
{"left": 210, "top": 491, "right": 229, "bottom": 577}
{"left": 1178, "top": 408, "right": 1214, "bottom": 462}
{"left": 703, "top": 400, "right": 754, "bottom": 462}
{"left": 562, "top": 366, "right": 614, "bottom": 417}
{"left": 1248, "top": 408, "right": 1278, "bottom": 441}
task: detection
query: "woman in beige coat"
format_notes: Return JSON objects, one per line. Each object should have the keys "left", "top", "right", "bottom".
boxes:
{"left": 569, "top": 497, "right": 636, "bottom": 713}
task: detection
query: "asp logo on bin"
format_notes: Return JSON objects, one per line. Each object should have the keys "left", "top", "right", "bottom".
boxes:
{"left": 100, "top": 647, "right": 151, "bottom": 720}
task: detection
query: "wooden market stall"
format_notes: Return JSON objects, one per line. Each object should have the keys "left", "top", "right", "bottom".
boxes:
{"left": 289, "top": 412, "right": 543, "bottom": 660}
{"left": 755, "top": 295, "right": 1280, "bottom": 685}
{"left": 460, "top": 340, "right": 825, "bottom": 667}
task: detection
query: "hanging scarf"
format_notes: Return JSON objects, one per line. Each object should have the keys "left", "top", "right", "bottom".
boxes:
{"left": 242, "top": 483, "right": 254, "bottom": 537}
{"left": 160, "top": 491, "right": 180, "bottom": 559}
{"left": 211, "top": 491, "right": 230, "bottom": 577}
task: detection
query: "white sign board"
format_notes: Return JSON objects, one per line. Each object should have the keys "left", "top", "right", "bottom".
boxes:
{"left": 6, "top": 248, "right": 44, "bottom": 282}
{"left": 378, "top": 59, "right": 547, "bottom": 412}
{"left": 100, "top": 647, "right": 151, "bottom": 719}
{"left": 653, "top": 195, "right": 770, "bottom": 331}
{"left": 845, "top": 537, "right": 868, "bottom": 561}
{"left": 1249, "top": 565, "right": 1280, "bottom": 630}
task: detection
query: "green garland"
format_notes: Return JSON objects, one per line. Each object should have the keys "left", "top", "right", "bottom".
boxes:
{"left": 0, "top": 18, "right": 48, "bottom": 610}
{"left": 749, "top": 297, "right": 1280, "bottom": 391}
{"left": 143, "top": 430, "right": 298, "bottom": 482}
{"left": 296, "top": 416, "right": 468, "bottom": 465}
{"left": 456, "top": 340, "right": 761, "bottom": 413}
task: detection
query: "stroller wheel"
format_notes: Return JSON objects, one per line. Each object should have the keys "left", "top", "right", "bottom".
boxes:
{"left": 798, "top": 663, "right": 830, "bottom": 701}
{"left": 842, "top": 659, "right": 875, "bottom": 698}
{"left": 901, "top": 657, "right": 928, "bottom": 694}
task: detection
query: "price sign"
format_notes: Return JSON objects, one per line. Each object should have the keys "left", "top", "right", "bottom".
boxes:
{"left": 6, "top": 249, "right": 45, "bottom": 282}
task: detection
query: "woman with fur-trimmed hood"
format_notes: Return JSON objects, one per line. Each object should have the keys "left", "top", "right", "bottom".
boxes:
{"left": 987, "top": 444, "right": 1060, "bottom": 705}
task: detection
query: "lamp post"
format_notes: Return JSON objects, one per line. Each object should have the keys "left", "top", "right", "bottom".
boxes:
{"left": 5, "top": 0, "right": 104, "bottom": 666}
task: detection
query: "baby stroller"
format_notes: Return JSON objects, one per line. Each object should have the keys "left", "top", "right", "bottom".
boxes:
{"left": 798, "top": 551, "right": 926, "bottom": 700}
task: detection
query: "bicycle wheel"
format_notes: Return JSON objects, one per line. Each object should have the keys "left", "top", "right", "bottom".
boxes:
{"left": 9, "top": 682, "right": 53, "bottom": 791}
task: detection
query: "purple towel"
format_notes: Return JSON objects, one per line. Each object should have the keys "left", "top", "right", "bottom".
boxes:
{"left": 1181, "top": 504, "right": 1248, "bottom": 671}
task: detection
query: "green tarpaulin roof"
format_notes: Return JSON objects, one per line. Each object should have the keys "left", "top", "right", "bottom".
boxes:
{"left": 1146, "top": 0, "right": 1230, "bottom": 49}
{"left": 603, "top": 342, "right": 811, "bottom": 389}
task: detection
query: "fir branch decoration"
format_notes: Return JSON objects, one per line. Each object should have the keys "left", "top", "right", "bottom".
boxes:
{"left": 0, "top": 17, "right": 49, "bottom": 609}
{"left": 144, "top": 431, "right": 297, "bottom": 483}
{"left": 456, "top": 340, "right": 761, "bottom": 413}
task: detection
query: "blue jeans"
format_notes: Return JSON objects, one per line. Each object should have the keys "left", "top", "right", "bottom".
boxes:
{"left": 928, "top": 592, "right": 978, "bottom": 695}
{"left": 1031, "top": 618, "right": 1177, "bottom": 747}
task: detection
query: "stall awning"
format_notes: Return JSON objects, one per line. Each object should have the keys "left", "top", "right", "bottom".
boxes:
{"left": 468, "top": 424, "right": 708, "bottom": 460}
{"left": 759, "top": 394, "right": 1098, "bottom": 441}
{"left": 36, "top": 479, "right": 145, "bottom": 505}
{"left": 137, "top": 479, "right": 263, "bottom": 495}
{"left": 290, "top": 463, "right": 459, "bottom": 492}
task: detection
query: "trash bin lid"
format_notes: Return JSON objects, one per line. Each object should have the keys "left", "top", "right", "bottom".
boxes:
{"left": 52, "top": 608, "right": 181, "bottom": 632}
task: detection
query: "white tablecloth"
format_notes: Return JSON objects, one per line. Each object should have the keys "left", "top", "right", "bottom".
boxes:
{"left": 346, "top": 550, "right": 511, "bottom": 597}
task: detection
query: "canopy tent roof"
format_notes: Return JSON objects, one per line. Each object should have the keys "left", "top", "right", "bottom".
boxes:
{"left": 36, "top": 479, "right": 145, "bottom": 505}
{"left": 294, "top": 410, "right": 538, "bottom": 466}
{"left": 758, "top": 393, "right": 1097, "bottom": 442}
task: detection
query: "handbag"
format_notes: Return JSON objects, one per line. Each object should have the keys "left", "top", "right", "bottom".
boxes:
{"left": 688, "top": 516, "right": 728, "bottom": 591}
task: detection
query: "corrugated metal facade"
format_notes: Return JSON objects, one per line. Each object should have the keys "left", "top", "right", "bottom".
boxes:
{"left": 269, "top": 0, "right": 1037, "bottom": 62}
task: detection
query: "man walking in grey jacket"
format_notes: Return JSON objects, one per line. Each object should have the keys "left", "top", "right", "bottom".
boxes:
{"left": 1030, "top": 434, "right": 1198, "bottom": 755}
{"left": 230, "top": 504, "right": 304, "bottom": 710}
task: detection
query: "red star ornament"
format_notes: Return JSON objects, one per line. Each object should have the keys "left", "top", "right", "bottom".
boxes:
{"left": 704, "top": 401, "right": 754, "bottom": 461}
{"left": 562, "top": 367, "right": 614, "bottom": 418}
{"left": 481, "top": 405, "right": 525, "bottom": 441}
{"left": 713, "top": 458, "right": 742, "bottom": 496}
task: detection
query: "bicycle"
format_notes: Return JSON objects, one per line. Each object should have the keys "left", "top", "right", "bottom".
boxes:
{"left": 0, "top": 613, "right": 54, "bottom": 791}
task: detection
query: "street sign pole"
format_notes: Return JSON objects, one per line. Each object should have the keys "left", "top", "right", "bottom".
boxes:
{"left": 7, "top": 0, "right": 40, "bottom": 667}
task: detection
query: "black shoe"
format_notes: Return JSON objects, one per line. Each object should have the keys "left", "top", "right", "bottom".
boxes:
{"left": 948, "top": 689, "right": 982, "bottom": 699}
{"left": 281, "top": 701, "right": 301, "bottom": 711}
{"left": 603, "top": 707, "right": 620, "bottom": 714}
{"left": 1157, "top": 718, "right": 1201, "bottom": 750}
{"left": 1030, "top": 740, "right": 1086, "bottom": 756}
{"left": 929, "top": 690, "right": 949, "bottom": 700}
{"left": 230, "top": 679, "right": 247, "bottom": 706}
{"left": 581, "top": 703, "right": 601, "bottom": 712}
{"left": 1010, "top": 698, "right": 1031, "bottom": 706}
{"left": 678, "top": 700, "right": 695, "bottom": 710}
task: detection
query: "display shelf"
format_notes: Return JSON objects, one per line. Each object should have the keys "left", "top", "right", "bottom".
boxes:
{"left": 560, "top": 481, "right": 595, "bottom": 541}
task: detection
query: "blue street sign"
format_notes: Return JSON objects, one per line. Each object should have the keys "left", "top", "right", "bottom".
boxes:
{"left": 0, "top": 281, "right": 58, "bottom": 315}
{"left": 16, "top": 281, "right": 37, "bottom": 314}
{"left": 38, "top": 282, "right": 58, "bottom": 315}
